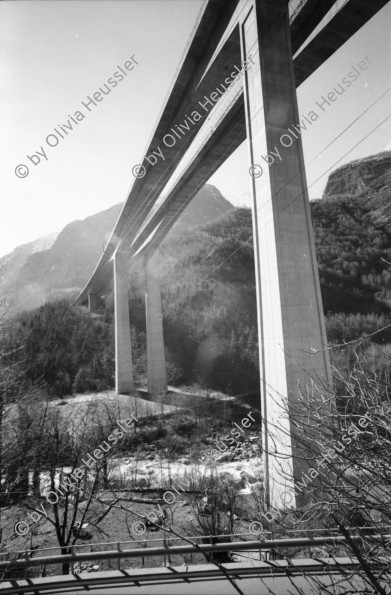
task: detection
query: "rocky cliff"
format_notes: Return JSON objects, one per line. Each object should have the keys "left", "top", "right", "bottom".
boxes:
{"left": 323, "top": 151, "right": 391, "bottom": 199}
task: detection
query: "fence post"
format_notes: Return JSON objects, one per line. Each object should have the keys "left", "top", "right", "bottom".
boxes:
{"left": 307, "top": 530, "right": 311, "bottom": 558}
{"left": 117, "top": 542, "right": 121, "bottom": 570}
{"left": 163, "top": 538, "right": 171, "bottom": 566}
{"left": 24, "top": 550, "right": 29, "bottom": 579}
{"left": 70, "top": 547, "right": 74, "bottom": 574}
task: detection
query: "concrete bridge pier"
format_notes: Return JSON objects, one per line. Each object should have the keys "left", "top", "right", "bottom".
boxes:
{"left": 105, "top": 292, "right": 114, "bottom": 312}
{"left": 113, "top": 250, "right": 134, "bottom": 394}
{"left": 241, "top": 0, "right": 332, "bottom": 508}
{"left": 145, "top": 258, "right": 167, "bottom": 396}
{"left": 88, "top": 293, "right": 99, "bottom": 313}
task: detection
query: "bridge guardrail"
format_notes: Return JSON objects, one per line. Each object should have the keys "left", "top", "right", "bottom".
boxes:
{"left": 1, "top": 525, "right": 390, "bottom": 563}
{"left": 1, "top": 533, "right": 390, "bottom": 571}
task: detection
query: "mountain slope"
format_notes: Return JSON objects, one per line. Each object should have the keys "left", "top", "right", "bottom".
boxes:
{"left": 8, "top": 203, "right": 122, "bottom": 315}
{"left": 175, "top": 184, "right": 234, "bottom": 229}
{"left": 2, "top": 152, "right": 390, "bottom": 397}
{"left": 0, "top": 233, "right": 58, "bottom": 314}
{"left": 3, "top": 184, "right": 233, "bottom": 316}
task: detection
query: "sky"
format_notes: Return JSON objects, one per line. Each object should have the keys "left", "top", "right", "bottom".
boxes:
{"left": 1, "top": 0, "right": 390, "bottom": 258}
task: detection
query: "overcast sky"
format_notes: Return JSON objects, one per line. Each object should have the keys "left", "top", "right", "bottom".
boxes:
{"left": 1, "top": 0, "right": 390, "bottom": 258}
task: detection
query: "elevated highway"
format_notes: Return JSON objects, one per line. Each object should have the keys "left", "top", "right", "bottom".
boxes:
{"left": 73, "top": 0, "right": 388, "bottom": 509}
{"left": 75, "top": 0, "right": 387, "bottom": 304}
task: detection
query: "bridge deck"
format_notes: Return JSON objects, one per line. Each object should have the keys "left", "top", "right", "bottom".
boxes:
{"left": 75, "top": 0, "right": 388, "bottom": 305}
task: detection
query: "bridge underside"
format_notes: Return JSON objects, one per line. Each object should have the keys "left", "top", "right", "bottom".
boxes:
{"left": 77, "top": 0, "right": 387, "bottom": 299}
{"left": 75, "top": 0, "right": 387, "bottom": 507}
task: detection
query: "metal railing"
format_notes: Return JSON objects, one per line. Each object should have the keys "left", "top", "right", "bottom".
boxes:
{"left": 1, "top": 533, "right": 390, "bottom": 595}
{"left": 1, "top": 533, "right": 390, "bottom": 572}
{"left": 0, "top": 532, "right": 256, "bottom": 561}
{"left": 2, "top": 525, "right": 390, "bottom": 563}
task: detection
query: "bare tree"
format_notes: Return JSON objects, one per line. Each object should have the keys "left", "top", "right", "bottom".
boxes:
{"left": 14, "top": 406, "right": 118, "bottom": 574}
{"left": 258, "top": 347, "right": 391, "bottom": 593}
{"left": 186, "top": 474, "right": 243, "bottom": 562}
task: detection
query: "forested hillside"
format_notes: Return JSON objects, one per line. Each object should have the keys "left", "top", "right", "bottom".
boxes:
{"left": 2, "top": 152, "right": 390, "bottom": 400}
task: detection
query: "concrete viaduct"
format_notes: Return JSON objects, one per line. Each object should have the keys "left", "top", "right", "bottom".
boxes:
{"left": 75, "top": 0, "right": 387, "bottom": 507}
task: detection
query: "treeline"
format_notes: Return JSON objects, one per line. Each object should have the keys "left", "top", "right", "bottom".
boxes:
{"left": 1, "top": 191, "right": 391, "bottom": 400}
{"left": 1, "top": 301, "right": 115, "bottom": 399}
{"left": 312, "top": 195, "right": 391, "bottom": 316}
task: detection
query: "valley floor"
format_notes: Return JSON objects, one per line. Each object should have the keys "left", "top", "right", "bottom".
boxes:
{"left": 1, "top": 388, "right": 264, "bottom": 578}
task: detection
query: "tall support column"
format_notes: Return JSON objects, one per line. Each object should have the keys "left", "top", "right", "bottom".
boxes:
{"left": 114, "top": 250, "right": 134, "bottom": 394}
{"left": 241, "top": 0, "right": 332, "bottom": 508}
{"left": 145, "top": 259, "right": 167, "bottom": 396}
{"left": 88, "top": 293, "right": 99, "bottom": 313}
{"left": 105, "top": 292, "right": 114, "bottom": 312}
